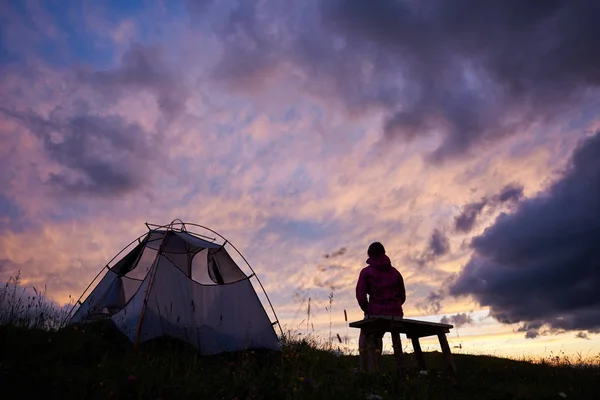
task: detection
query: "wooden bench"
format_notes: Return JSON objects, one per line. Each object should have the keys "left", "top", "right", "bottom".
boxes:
{"left": 349, "top": 316, "right": 458, "bottom": 383}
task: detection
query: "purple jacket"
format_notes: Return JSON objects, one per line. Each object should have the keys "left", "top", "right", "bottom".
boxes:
{"left": 356, "top": 254, "right": 406, "bottom": 317}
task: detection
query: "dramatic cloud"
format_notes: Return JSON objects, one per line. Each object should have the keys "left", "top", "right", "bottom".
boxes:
{"left": 450, "top": 131, "right": 600, "bottom": 335}
{"left": 323, "top": 0, "right": 600, "bottom": 161}
{"left": 1, "top": 105, "right": 152, "bottom": 197}
{"left": 440, "top": 312, "right": 473, "bottom": 328}
{"left": 454, "top": 183, "right": 524, "bottom": 233}
{"left": 2, "top": 0, "right": 600, "bottom": 357}
{"left": 77, "top": 43, "right": 189, "bottom": 122}
{"left": 203, "top": 0, "right": 600, "bottom": 162}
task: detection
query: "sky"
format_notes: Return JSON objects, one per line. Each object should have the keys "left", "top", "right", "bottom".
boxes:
{"left": 1, "top": 0, "right": 600, "bottom": 360}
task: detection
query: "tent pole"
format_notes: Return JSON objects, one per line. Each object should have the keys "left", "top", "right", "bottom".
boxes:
{"left": 133, "top": 228, "right": 170, "bottom": 349}
{"left": 220, "top": 240, "right": 284, "bottom": 339}
{"left": 143, "top": 221, "right": 284, "bottom": 338}
{"left": 250, "top": 272, "right": 284, "bottom": 338}
{"left": 62, "top": 264, "right": 107, "bottom": 325}
{"left": 177, "top": 222, "right": 285, "bottom": 338}
{"left": 63, "top": 232, "right": 150, "bottom": 326}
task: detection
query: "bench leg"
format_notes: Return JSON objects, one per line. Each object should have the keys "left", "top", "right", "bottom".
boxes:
{"left": 360, "top": 330, "right": 381, "bottom": 373}
{"left": 410, "top": 336, "right": 427, "bottom": 371}
{"left": 390, "top": 331, "right": 406, "bottom": 380}
{"left": 437, "top": 333, "right": 458, "bottom": 385}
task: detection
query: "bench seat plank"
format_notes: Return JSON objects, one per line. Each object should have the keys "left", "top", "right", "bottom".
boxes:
{"left": 349, "top": 317, "right": 452, "bottom": 338}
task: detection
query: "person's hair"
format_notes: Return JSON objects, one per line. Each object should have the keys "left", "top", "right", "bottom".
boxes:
{"left": 367, "top": 242, "right": 386, "bottom": 258}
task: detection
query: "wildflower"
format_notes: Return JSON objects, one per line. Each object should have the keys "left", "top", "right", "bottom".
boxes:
{"left": 366, "top": 394, "right": 382, "bottom": 400}
{"left": 558, "top": 393, "right": 567, "bottom": 398}
{"left": 128, "top": 374, "right": 136, "bottom": 382}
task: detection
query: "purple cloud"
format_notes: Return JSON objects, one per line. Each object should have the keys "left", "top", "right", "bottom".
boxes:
{"left": 440, "top": 312, "right": 473, "bottom": 328}
{"left": 415, "top": 229, "right": 450, "bottom": 267}
{"left": 416, "top": 290, "right": 444, "bottom": 315}
{"left": 454, "top": 183, "right": 524, "bottom": 233}
{"left": 195, "top": 0, "right": 600, "bottom": 162}
{"left": 76, "top": 43, "right": 189, "bottom": 122}
{"left": 450, "top": 131, "right": 600, "bottom": 335}
{"left": 1, "top": 105, "right": 151, "bottom": 197}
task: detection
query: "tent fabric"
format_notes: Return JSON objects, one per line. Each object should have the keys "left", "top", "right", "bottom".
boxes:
{"left": 208, "top": 248, "right": 248, "bottom": 283}
{"left": 70, "top": 269, "right": 118, "bottom": 323}
{"left": 112, "top": 257, "right": 279, "bottom": 353}
{"left": 68, "top": 226, "right": 280, "bottom": 354}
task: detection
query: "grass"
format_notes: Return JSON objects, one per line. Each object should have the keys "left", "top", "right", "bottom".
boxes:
{"left": 1, "top": 277, "right": 599, "bottom": 399}
{"left": 1, "top": 322, "right": 599, "bottom": 399}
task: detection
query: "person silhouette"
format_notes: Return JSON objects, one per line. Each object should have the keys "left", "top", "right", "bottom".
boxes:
{"left": 355, "top": 242, "right": 406, "bottom": 372}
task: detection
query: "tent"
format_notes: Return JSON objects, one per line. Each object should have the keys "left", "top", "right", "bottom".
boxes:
{"left": 65, "top": 220, "right": 281, "bottom": 354}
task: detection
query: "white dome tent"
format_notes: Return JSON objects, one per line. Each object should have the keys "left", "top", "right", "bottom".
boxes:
{"left": 65, "top": 220, "right": 281, "bottom": 354}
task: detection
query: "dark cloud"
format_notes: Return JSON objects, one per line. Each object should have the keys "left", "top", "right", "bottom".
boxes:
{"left": 454, "top": 183, "right": 523, "bottom": 233}
{"left": 0, "top": 194, "right": 23, "bottom": 227}
{"left": 497, "top": 183, "right": 525, "bottom": 203}
{"left": 0, "top": 104, "right": 151, "bottom": 197}
{"left": 450, "top": 131, "right": 600, "bottom": 336}
{"left": 202, "top": 0, "right": 600, "bottom": 162}
{"left": 77, "top": 44, "right": 188, "bottom": 121}
{"left": 416, "top": 290, "right": 444, "bottom": 315}
{"left": 429, "top": 229, "right": 450, "bottom": 257}
{"left": 525, "top": 330, "right": 539, "bottom": 339}
{"left": 575, "top": 332, "right": 591, "bottom": 340}
{"left": 454, "top": 200, "right": 488, "bottom": 233}
{"left": 515, "top": 321, "right": 545, "bottom": 340}
{"left": 415, "top": 229, "right": 450, "bottom": 267}
{"left": 324, "top": 247, "right": 347, "bottom": 258}
{"left": 323, "top": 0, "right": 600, "bottom": 161}
{"left": 440, "top": 312, "right": 473, "bottom": 327}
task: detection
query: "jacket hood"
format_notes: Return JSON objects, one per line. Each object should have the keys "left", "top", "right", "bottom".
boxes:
{"left": 366, "top": 254, "right": 392, "bottom": 269}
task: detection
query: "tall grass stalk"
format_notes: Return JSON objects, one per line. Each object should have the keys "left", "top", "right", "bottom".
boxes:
{"left": 0, "top": 271, "right": 70, "bottom": 330}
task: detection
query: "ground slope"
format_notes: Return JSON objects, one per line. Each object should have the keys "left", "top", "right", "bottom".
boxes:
{"left": 0, "top": 322, "right": 598, "bottom": 400}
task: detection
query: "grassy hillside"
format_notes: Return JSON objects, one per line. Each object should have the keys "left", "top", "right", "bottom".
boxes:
{"left": 1, "top": 320, "right": 598, "bottom": 400}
